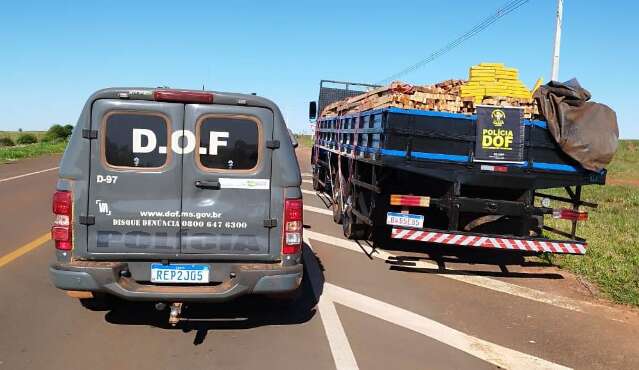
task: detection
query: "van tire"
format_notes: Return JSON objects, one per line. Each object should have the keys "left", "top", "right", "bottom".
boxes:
{"left": 79, "top": 294, "right": 112, "bottom": 311}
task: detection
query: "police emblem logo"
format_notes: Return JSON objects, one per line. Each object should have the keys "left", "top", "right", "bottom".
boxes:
{"left": 491, "top": 109, "right": 505, "bottom": 127}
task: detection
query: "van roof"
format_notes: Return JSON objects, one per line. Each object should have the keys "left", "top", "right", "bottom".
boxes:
{"left": 88, "top": 87, "right": 282, "bottom": 113}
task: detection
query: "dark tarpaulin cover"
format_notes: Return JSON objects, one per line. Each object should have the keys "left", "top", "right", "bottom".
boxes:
{"left": 533, "top": 79, "right": 618, "bottom": 171}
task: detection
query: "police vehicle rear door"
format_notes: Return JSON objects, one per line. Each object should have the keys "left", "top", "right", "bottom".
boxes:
{"left": 179, "top": 104, "right": 273, "bottom": 259}
{"left": 87, "top": 100, "right": 184, "bottom": 255}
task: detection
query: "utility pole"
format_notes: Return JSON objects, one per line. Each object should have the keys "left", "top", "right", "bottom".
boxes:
{"left": 551, "top": 0, "right": 564, "bottom": 81}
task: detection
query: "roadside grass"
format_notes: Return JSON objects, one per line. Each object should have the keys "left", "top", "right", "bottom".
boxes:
{"left": 541, "top": 185, "right": 639, "bottom": 306}
{"left": 540, "top": 140, "right": 639, "bottom": 306}
{"left": 606, "top": 140, "right": 639, "bottom": 181}
{"left": 295, "top": 134, "right": 313, "bottom": 148}
{"left": 0, "top": 140, "right": 68, "bottom": 162}
{"left": 0, "top": 131, "right": 47, "bottom": 141}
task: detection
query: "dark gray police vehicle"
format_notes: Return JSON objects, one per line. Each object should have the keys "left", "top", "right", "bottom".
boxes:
{"left": 49, "top": 88, "right": 303, "bottom": 322}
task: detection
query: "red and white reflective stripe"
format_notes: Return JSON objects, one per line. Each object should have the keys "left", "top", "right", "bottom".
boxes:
{"left": 390, "top": 228, "right": 587, "bottom": 255}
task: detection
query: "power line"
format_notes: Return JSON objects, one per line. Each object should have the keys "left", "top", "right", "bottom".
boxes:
{"left": 377, "top": 0, "right": 532, "bottom": 85}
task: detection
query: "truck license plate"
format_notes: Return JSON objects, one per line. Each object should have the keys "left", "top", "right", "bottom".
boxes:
{"left": 150, "top": 264, "right": 210, "bottom": 283}
{"left": 386, "top": 212, "right": 424, "bottom": 228}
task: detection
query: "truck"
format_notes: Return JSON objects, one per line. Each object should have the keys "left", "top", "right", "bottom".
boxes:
{"left": 308, "top": 80, "right": 606, "bottom": 255}
{"left": 49, "top": 88, "right": 303, "bottom": 325}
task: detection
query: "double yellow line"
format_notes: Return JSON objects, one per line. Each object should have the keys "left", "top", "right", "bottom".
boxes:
{"left": 0, "top": 233, "right": 51, "bottom": 268}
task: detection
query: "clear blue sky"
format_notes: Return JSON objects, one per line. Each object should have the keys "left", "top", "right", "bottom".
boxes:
{"left": 1, "top": 0, "right": 637, "bottom": 138}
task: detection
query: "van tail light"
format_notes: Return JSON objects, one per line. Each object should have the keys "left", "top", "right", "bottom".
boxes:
{"left": 153, "top": 90, "right": 214, "bottom": 104}
{"left": 552, "top": 208, "right": 588, "bottom": 221}
{"left": 282, "top": 198, "right": 303, "bottom": 254}
{"left": 51, "top": 190, "right": 73, "bottom": 250}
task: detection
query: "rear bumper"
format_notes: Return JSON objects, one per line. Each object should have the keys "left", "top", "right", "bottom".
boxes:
{"left": 391, "top": 227, "right": 587, "bottom": 255}
{"left": 49, "top": 260, "right": 303, "bottom": 302}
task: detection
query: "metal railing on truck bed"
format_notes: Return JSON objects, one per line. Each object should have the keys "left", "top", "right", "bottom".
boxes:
{"left": 316, "top": 80, "right": 380, "bottom": 118}
{"left": 314, "top": 107, "right": 605, "bottom": 189}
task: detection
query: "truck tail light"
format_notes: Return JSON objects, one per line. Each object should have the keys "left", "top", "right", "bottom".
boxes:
{"left": 390, "top": 194, "right": 430, "bottom": 208}
{"left": 153, "top": 89, "right": 214, "bottom": 104}
{"left": 51, "top": 190, "right": 72, "bottom": 250}
{"left": 282, "top": 198, "right": 303, "bottom": 254}
{"left": 552, "top": 208, "right": 588, "bottom": 221}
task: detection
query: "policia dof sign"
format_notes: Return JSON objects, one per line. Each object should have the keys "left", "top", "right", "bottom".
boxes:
{"left": 474, "top": 106, "right": 525, "bottom": 163}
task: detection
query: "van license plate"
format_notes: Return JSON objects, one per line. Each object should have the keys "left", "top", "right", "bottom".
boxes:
{"left": 386, "top": 212, "right": 424, "bottom": 228}
{"left": 150, "top": 264, "right": 210, "bottom": 283}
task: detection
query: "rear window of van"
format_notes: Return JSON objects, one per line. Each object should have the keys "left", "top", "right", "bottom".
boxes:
{"left": 197, "top": 116, "right": 260, "bottom": 171}
{"left": 103, "top": 113, "right": 169, "bottom": 169}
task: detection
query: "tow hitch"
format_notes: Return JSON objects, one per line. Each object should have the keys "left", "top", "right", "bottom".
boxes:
{"left": 155, "top": 302, "right": 184, "bottom": 326}
{"left": 168, "top": 302, "right": 183, "bottom": 326}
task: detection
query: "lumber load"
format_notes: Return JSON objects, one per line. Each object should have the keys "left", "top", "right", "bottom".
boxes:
{"left": 321, "top": 63, "right": 540, "bottom": 119}
{"left": 460, "top": 63, "right": 533, "bottom": 103}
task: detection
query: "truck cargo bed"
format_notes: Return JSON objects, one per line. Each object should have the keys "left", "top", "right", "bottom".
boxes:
{"left": 315, "top": 107, "right": 606, "bottom": 190}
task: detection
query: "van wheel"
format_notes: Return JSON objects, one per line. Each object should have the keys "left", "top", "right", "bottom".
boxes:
{"left": 79, "top": 294, "right": 112, "bottom": 311}
{"left": 332, "top": 177, "right": 343, "bottom": 224}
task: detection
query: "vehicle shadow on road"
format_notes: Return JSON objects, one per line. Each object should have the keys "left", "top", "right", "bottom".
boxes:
{"left": 368, "top": 233, "right": 564, "bottom": 280}
{"left": 103, "top": 244, "right": 326, "bottom": 344}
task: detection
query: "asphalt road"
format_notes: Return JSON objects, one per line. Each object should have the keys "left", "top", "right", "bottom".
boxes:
{"left": 1, "top": 149, "right": 638, "bottom": 370}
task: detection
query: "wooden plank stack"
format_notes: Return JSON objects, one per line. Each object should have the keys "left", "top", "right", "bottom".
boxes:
{"left": 321, "top": 64, "right": 540, "bottom": 120}
{"left": 460, "top": 63, "right": 533, "bottom": 103}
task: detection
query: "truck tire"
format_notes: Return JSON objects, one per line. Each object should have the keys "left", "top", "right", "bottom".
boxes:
{"left": 342, "top": 191, "right": 368, "bottom": 240}
{"left": 332, "top": 176, "right": 343, "bottom": 224}
{"left": 343, "top": 212, "right": 367, "bottom": 239}
{"left": 312, "top": 166, "right": 325, "bottom": 192}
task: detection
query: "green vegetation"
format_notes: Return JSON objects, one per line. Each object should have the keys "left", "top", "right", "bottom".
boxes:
{"left": 16, "top": 133, "right": 38, "bottom": 145}
{"left": 42, "top": 124, "right": 73, "bottom": 142}
{"left": 0, "top": 125, "right": 71, "bottom": 162}
{"left": 0, "top": 131, "right": 47, "bottom": 141}
{"left": 605, "top": 140, "right": 639, "bottom": 181}
{"left": 0, "top": 137, "right": 15, "bottom": 147}
{"left": 294, "top": 134, "right": 313, "bottom": 148}
{"left": 542, "top": 186, "right": 639, "bottom": 306}
{"left": 540, "top": 141, "right": 639, "bottom": 306}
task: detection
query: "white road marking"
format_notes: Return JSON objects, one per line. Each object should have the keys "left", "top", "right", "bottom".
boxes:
{"left": 304, "top": 233, "right": 570, "bottom": 369}
{"left": 302, "top": 179, "right": 313, "bottom": 184}
{"left": 304, "top": 205, "right": 333, "bottom": 216}
{"left": 301, "top": 172, "right": 312, "bottom": 177}
{"left": 304, "top": 229, "right": 592, "bottom": 314}
{"left": 301, "top": 189, "right": 316, "bottom": 196}
{"left": 304, "top": 233, "right": 359, "bottom": 370}
{"left": 318, "top": 296, "right": 360, "bottom": 370}
{"left": 0, "top": 167, "right": 59, "bottom": 183}
{"left": 323, "top": 283, "right": 571, "bottom": 370}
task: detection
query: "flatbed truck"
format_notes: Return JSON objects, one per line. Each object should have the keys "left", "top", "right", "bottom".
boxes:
{"left": 308, "top": 80, "right": 603, "bottom": 255}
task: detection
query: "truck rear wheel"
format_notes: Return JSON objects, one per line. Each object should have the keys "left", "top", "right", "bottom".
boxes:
{"left": 342, "top": 190, "right": 368, "bottom": 240}
{"left": 312, "top": 166, "right": 325, "bottom": 192}
{"left": 343, "top": 211, "right": 367, "bottom": 239}
{"left": 332, "top": 175, "right": 343, "bottom": 224}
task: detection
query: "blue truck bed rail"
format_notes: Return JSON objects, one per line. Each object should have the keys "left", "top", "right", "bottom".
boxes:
{"left": 314, "top": 107, "right": 605, "bottom": 190}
